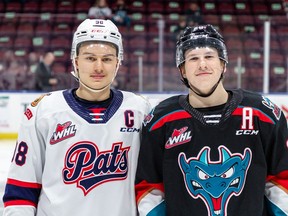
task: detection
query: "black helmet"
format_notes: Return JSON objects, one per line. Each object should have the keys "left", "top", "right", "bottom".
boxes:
{"left": 176, "top": 24, "right": 228, "bottom": 67}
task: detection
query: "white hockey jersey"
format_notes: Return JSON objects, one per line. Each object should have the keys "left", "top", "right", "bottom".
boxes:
{"left": 3, "top": 89, "right": 151, "bottom": 216}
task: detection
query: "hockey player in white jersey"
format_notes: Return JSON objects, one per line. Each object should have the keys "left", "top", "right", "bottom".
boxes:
{"left": 2, "top": 19, "right": 151, "bottom": 216}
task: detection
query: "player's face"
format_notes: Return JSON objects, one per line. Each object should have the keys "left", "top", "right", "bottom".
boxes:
{"left": 181, "top": 47, "right": 224, "bottom": 94}
{"left": 75, "top": 42, "right": 118, "bottom": 91}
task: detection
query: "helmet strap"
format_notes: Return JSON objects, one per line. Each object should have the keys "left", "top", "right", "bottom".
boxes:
{"left": 78, "top": 77, "right": 112, "bottom": 93}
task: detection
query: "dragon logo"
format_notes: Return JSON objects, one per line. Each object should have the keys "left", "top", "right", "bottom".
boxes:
{"left": 178, "top": 146, "right": 252, "bottom": 216}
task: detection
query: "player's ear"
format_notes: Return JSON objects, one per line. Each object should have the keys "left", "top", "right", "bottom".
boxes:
{"left": 221, "top": 60, "right": 227, "bottom": 73}
{"left": 75, "top": 57, "right": 79, "bottom": 68}
{"left": 179, "top": 65, "right": 186, "bottom": 78}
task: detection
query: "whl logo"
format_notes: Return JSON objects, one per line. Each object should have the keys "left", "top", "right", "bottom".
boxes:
{"left": 50, "top": 121, "right": 76, "bottom": 144}
{"left": 165, "top": 127, "right": 192, "bottom": 149}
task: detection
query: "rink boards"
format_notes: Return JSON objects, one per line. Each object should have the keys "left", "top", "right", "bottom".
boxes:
{"left": 0, "top": 91, "right": 287, "bottom": 139}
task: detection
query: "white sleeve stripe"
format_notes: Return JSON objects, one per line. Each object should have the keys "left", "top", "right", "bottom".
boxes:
{"left": 265, "top": 181, "right": 288, "bottom": 214}
{"left": 138, "top": 189, "right": 164, "bottom": 216}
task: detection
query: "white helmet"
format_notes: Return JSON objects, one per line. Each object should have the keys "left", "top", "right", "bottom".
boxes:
{"left": 71, "top": 19, "right": 123, "bottom": 62}
{"left": 70, "top": 19, "right": 123, "bottom": 93}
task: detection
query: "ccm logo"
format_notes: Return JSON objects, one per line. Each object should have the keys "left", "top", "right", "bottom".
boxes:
{"left": 120, "top": 127, "right": 140, "bottom": 132}
{"left": 236, "top": 130, "right": 259, "bottom": 135}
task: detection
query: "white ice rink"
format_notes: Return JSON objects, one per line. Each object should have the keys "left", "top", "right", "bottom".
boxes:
{"left": 0, "top": 140, "right": 16, "bottom": 215}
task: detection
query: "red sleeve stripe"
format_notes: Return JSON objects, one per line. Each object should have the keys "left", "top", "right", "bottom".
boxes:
{"left": 267, "top": 170, "right": 288, "bottom": 191}
{"left": 135, "top": 180, "right": 164, "bottom": 203}
{"left": 7, "top": 178, "right": 42, "bottom": 189}
{"left": 4, "top": 199, "right": 37, "bottom": 207}
{"left": 232, "top": 107, "right": 275, "bottom": 124}
{"left": 150, "top": 110, "right": 192, "bottom": 131}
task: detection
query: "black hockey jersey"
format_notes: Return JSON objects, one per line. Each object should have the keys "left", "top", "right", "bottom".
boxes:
{"left": 135, "top": 89, "right": 288, "bottom": 216}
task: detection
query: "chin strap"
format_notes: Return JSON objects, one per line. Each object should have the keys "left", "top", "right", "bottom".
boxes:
{"left": 71, "top": 71, "right": 114, "bottom": 93}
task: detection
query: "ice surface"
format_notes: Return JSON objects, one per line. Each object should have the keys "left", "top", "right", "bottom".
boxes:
{"left": 0, "top": 140, "right": 16, "bottom": 215}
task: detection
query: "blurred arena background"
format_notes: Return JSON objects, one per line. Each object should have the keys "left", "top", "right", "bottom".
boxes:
{"left": 0, "top": 0, "right": 287, "bottom": 93}
{"left": 0, "top": 0, "right": 288, "bottom": 214}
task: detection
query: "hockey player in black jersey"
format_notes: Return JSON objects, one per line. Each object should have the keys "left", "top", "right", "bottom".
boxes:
{"left": 135, "top": 24, "right": 288, "bottom": 216}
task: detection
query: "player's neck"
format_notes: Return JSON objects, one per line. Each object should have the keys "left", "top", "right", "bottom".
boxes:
{"left": 76, "top": 86, "right": 111, "bottom": 102}
{"left": 188, "top": 86, "right": 228, "bottom": 108}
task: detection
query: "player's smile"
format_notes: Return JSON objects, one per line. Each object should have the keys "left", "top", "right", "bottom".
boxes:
{"left": 196, "top": 71, "right": 212, "bottom": 76}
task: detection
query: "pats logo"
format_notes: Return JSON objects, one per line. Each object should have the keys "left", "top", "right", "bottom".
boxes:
{"left": 63, "top": 141, "right": 130, "bottom": 195}
{"left": 165, "top": 126, "right": 192, "bottom": 149}
{"left": 50, "top": 121, "right": 76, "bottom": 144}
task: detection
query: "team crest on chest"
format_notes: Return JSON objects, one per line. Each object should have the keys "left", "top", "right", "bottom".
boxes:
{"left": 63, "top": 141, "right": 130, "bottom": 195}
{"left": 179, "top": 146, "right": 252, "bottom": 216}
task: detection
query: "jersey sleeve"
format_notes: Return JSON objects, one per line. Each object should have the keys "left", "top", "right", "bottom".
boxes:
{"left": 135, "top": 107, "right": 166, "bottom": 216}
{"left": 264, "top": 104, "right": 288, "bottom": 215}
{"left": 3, "top": 98, "right": 46, "bottom": 216}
